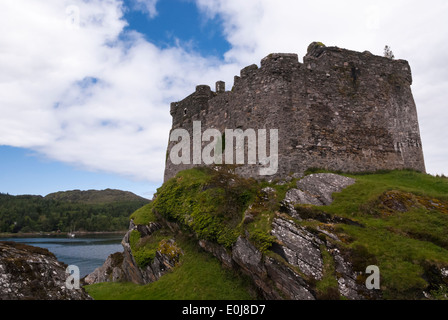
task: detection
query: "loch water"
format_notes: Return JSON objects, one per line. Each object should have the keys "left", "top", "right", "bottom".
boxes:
{"left": 0, "top": 234, "right": 124, "bottom": 277}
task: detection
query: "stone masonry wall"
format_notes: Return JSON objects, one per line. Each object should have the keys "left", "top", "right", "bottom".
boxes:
{"left": 164, "top": 43, "right": 425, "bottom": 182}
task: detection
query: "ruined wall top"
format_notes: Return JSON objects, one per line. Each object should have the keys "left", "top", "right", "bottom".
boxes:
{"left": 171, "top": 42, "right": 413, "bottom": 118}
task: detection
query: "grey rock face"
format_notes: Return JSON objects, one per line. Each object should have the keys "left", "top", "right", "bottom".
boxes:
{"left": 329, "top": 247, "right": 364, "bottom": 300}
{"left": 281, "top": 173, "right": 355, "bottom": 220}
{"left": 83, "top": 251, "right": 124, "bottom": 284}
{"left": 271, "top": 218, "right": 323, "bottom": 280}
{"left": 0, "top": 241, "right": 92, "bottom": 300}
{"left": 286, "top": 188, "right": 323, "bottom": 206}
{"left": 232, "top": 236, "right": 265, "bottom": 276}
{"left": 264, "top": 257, "right": 315, "bottom": 300}
{"left": 198, "top": 239, "right": 233, "bottom": 269}
{"left": 296, "top": 173, "right": 356, "bottom": 205}
{"left": 230, "top": 235, "right": 316, "bottom": 300}
{"left": 288, "top": 173, "right": 355, "bottom": 206}
{"left": 136, "top": 221, "right": 162, "bottom": 237}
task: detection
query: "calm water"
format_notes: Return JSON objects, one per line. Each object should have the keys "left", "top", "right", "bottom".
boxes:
{"left": 0, "top": 235, "right": 124, "bottom": 277}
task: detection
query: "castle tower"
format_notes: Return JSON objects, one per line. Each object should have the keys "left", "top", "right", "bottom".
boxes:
{"left": 164, "top": 43, "right": 425, "bottom": 182}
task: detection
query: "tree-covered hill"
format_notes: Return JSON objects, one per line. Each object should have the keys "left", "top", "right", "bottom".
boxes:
{"left": 0, "top": 190, "right": 150, "bottom": 234}
{"left": 44, "top": 188, "right": 148, "bottom": 204}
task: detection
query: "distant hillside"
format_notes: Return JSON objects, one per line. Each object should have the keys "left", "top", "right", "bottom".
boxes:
{"left": 0, "top": 189, "right": 150, "bottom": 234}
{"left": 45, "top": 189, "right": 149, "bottom": 204}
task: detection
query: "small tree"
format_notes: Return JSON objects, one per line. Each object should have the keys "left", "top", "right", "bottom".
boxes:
{"left": 384, "top": 45, "right": 395, "bottom": 59}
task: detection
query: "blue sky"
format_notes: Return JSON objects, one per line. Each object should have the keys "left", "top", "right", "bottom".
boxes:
{"left": 0, "top": 146, "right": 153, "bottom": 198}
{"left": 0, "top": 0, "right": 447, "bottom": 200}
{"left": 122, "top": 0, "right": 230, "bottom": 58}
{"left": 0, "top": 0, "right": 231, "bottom": 199}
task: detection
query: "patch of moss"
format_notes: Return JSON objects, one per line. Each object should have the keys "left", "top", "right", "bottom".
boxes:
{"left": 157, "top": 239, "right": 182, "bottom": 264}
{"left": 243, "top": 188, "right": 279, "bottom": 253}
{"left": 129, "top": 229, "right": 171, "bottom": 268}
{"left": 373, "top": 190, "right": 448, "bottom": 216}
{"left": 149, "top": 166, "right": 258, "bottom": 248}
{"left": 249, "top": 230, "right": 276, "bottom": 253}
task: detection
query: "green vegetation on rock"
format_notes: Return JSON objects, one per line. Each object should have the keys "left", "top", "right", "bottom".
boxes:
{"left": 85, "top": 236, "right": 256, "bottom": 300}
{"left": 128, "top": 227, "right": 180, "bottom": 269}
{"left": 299, "top": 170, "right": 448, "bottom": 299}
{"left": 147, "top": 166, "right": 259, "bottom": 248}
{"left": 94, "top": 168, "right": 448, "bottom": 300}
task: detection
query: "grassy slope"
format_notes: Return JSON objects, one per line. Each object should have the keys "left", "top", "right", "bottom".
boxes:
{"left": 305, "top": 170, "right": 448, "bottom": 299}
{"left": 86, "top": 168, "right": 448, "bottom": 300}
{"left": 85, "top": 236, "right": 255, "bottom": 300}
{"left": 86, "top": 167, "right": 257, "bottom": 300}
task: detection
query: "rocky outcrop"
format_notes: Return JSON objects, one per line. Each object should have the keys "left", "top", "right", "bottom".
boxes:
{"left": 193, "top": 174, "right": 373, "bottom": 300}
{"left": 329, "top": 246, "right": 364, "bottom": 300}
{"left": 282, "top": 173, "right": 355, "bottom": 219}
{"left": 286, "top": 173, "right": 356, "bottom": 207}
{"left": 84, "top": 220, "right": 182, "bottom": 285}
{"left": 230, "top": 231, "right": 316, "bottom": 300}
{"left": 86, "top": 173, "right": 375, "bottom": 300}
{"left": 83, "top": 251, "right": 125, "bottom": 284}
{"left": 271, "top": 218, "right": 323, "bottom": 280}
{"left": 0, "top": 241, "right": 92, "bottom": 300}
{"left": 203, "top": 214, "right": 374, "bottom": 300}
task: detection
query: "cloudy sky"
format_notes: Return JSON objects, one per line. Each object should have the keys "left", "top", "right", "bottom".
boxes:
{"left": 0, "top": 0, "right": 447, "bottom": 199}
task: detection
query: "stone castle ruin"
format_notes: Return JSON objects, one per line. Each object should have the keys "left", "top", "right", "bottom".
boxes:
{"left": 164, "top": 42, "right": 425, "bottom": 181}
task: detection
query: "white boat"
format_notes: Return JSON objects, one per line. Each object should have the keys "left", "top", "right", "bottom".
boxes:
{"left": 68, "top": 227, "right": 76, "bottom": 238}
{"left": 68, "top": 224, "right": 76, "bottom": 238}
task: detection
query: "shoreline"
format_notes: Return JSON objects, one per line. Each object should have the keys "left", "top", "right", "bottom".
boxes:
{"left": 0, "top": 230, "right": 127, "bottom": 238}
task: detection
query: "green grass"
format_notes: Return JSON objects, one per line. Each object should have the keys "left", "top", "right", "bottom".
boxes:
{"left": 304, "top": 170, "right": 448, "bottom": 299}
{"left": 130, "top": 203, "right": 156, "bottom": 225}
{"left": 326, "top": 170, "right": 448, "bottom": 216}
{"left": 85, "top": 236, "right": 256, "bottom": 300}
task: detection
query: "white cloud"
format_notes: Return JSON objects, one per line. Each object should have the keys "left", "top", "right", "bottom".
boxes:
{"left": 0, "top": 0, "right": 446, "bottom": 189}
{"left": 0, "top": 0, "right": 239, "bottom": 183}
{"left": 131, "top": 0, "right": 159, "bottom": 18}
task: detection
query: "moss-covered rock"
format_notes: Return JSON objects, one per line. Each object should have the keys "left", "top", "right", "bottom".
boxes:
{"left": 93, "top": 169, "right": 448, "bottom": 300}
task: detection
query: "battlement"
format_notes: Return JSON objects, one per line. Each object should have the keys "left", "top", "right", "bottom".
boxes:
{"left": 164, "top": 43, "right": 425, "bottom": 181}
{"left": 303, "top": 42, "right": 413, "bottom": 85}
{"left": 260, "top": 53, "right": 300, "bottom": 70}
